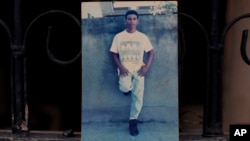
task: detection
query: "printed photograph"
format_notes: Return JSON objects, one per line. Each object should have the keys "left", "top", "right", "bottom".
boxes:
{"left": 81, "top": 1, "right": 178, "bottom": 141}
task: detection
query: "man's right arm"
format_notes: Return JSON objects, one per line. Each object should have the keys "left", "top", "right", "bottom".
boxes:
{"left": 111, "top": 52, "right": 129, "bottom": 77}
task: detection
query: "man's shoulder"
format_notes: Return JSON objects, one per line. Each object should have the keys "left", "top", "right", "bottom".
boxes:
{"left": 112, "top": 30, "right": 125, "bottom": 39}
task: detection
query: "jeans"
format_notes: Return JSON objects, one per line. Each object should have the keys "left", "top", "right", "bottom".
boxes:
{"left": 119, "top": 69, "right": 144, "bottom": 120}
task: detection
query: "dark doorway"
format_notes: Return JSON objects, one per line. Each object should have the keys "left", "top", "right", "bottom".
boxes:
{"left": 0, "top": 25, "right": 12, "bottom": 130}
{"left": 25, "top": 13, "right": 81, "bottom": 131}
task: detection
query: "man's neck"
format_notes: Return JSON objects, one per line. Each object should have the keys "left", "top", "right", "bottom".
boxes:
{"left": 126, "top": 28, "right": 136, "bottom": 33}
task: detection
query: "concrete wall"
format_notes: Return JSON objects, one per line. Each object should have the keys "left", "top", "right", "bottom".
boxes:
{"left": 82, "top": 14, "right": 178, "bottom": 124}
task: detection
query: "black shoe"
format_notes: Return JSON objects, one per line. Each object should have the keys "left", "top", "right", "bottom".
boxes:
{"left": 123, "top": 91, "right": 131, "bottom": 96}
{"left": 129, "top": 119, "right": 139, "bottom": 136}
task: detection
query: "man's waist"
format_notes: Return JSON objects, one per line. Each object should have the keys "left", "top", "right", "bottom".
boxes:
{"left": 122, "top": 61, "right": 144, "bottom": 71}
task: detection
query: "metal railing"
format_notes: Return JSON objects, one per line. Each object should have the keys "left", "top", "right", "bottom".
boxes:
{"left": 0, "top": 8, "right": 81, "bottom": 135}
{"left": 0, "top": 1, "right": 250, "bottom": 138}
{"left": 177, "top": 11, "right": 250, "bottom": 137}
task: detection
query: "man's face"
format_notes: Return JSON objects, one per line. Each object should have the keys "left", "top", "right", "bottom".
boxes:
{"left": 126, "top": 14, "right": 138, "bottom": 30}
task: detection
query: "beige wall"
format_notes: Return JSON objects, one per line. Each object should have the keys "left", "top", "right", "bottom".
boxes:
{"left": 223, "top": 0, "right": 250, "bottom": 133}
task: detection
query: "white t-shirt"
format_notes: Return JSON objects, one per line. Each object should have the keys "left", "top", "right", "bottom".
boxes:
{"left": 110, "top": 30, "right": 153, "bottom": 71}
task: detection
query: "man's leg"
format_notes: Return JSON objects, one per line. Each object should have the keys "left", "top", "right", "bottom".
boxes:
{"left": 119, "top": 74, "right": 132, "bottom": 94}
{"left": 129, "top": 72, "right": 144, "bottom": 136}
{"left": 130, "top": 73, "right": 144, "bottom": 120}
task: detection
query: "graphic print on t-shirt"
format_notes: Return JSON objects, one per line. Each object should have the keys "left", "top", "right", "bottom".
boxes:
{"left": 120, "top": 40, "right": 141, "bottom": 63}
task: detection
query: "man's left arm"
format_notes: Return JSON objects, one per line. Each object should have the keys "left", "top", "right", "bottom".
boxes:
{"left": 138, "top": 49, "right": 154, "bottom": 76}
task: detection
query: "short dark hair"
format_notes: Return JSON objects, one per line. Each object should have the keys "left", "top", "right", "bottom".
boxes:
{"left": 125, "top": 10, "right": 139, "bottom": 19}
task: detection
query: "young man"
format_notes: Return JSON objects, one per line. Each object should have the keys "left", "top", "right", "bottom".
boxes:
{"left": 110, "top": 10, "right": 154, "bottom": 136}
